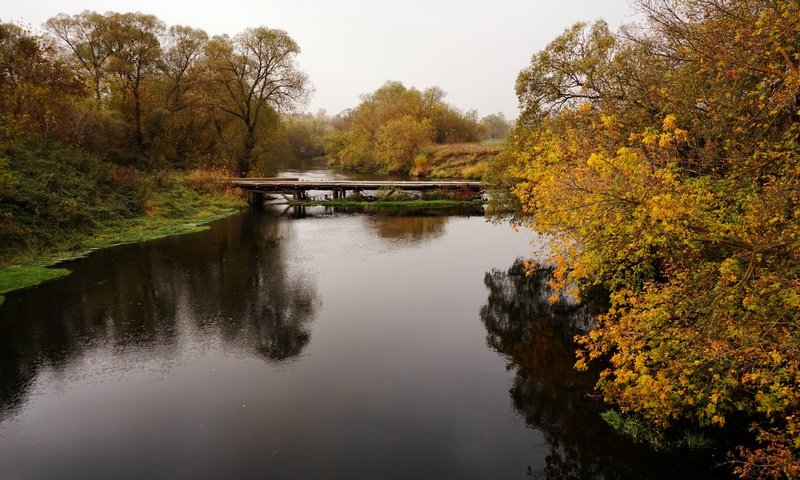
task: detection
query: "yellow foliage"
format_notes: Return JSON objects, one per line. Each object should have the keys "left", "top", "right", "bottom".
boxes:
{"left": 498, "top": 1, "right": 800, "bottom": 477}
{"left": 662, "top": 114, "right": 678, "bottom": 131}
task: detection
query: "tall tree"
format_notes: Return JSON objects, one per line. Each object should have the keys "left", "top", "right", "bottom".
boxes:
{"left": 0, "top": 23, "right": 84, "bottom": 139}
{"left": 515, "top": 20, "right": 621, "bottom": 126}
{"left": 204, "top": 27, "right": 309, "bottom": 176}
{"left": 101, "top": 12, "right": 165, "bottom": 150}
{"left": 45, "top": 11, "right": 110, "bottom": 108}
{"left": 480, "top": 112, "right": 512, "bottom": 139}
{"left": 161, "top": 25, "right": 207, "bottom": 111}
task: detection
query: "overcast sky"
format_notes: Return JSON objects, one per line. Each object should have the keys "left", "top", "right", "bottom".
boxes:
{"left": 4, "top": 0, "right": 639, "bottom": 119}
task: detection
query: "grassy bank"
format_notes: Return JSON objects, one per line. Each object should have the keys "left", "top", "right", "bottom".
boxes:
{"left": 326, "top": 141, "right": 505, "bottom": 180}
{"left": 412, "top": 142, "right": 504, "bottom": 179}
{"left": 0, "top": 171, "right": 244, "bottom": 305}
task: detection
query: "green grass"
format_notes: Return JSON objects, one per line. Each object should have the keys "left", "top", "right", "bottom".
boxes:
{"left": 80, "top": 186, "right": 244, "bottom": 250}
{"left": 600, "top": 409, "right": 713, "bottom": 450}
{"left": 0, "top": 180, "right": 244, "bottom": 303}
{"left": 600, "top": 409, "right": 667, "bottom": 450}
{"left": 479, "top": 138, "right": 507, "bottom": 147}
{"left": 0, "top": 263, "right": 71, "bottom": 305}
{"left": 289, "top": 199, "right": 487, "bottom": 208}
{"left": 678, "top": 431, "right": 714, "bottom": 449}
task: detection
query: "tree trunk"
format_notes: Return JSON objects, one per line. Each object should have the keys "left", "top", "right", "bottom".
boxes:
{"left": 133, "top": 88, "right": 143, "bottom": 149}
{"left": 94, "top": 77, "right": 102, "bottom": 110}
{"left": 238, "top": 126, "right": 256, "bottom": 177}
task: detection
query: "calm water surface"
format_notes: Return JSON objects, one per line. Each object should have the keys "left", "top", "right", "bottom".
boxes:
{"left": 0, "top": 169, "right": 723, "bottom": 479}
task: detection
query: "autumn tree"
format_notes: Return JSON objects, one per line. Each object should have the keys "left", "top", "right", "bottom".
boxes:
{"left": 430, "top": 107, "right": 484, "bottom": 144}
{"left": 150, "top": 24, "right": 210, "bottom": 164}
{"left": 0, "top": 23, "right": 84, "bottom": 140}
{"left": 283, "top": 110, "right": 329, "bottom": 160}
{"left": 326, "top": 81, "right": 483, "bottom": 173}
{"left": 515, "top": 20, "right": 619, "bottom": 125}
{"left": 203, "top": 27, "right": 309, "bottom": 176}
{"left": 161, "top": 25, "right": 207, "bottom": 111}
{"left": 480, "top": 112, "right": 512, "bottom": 139}
{"left": 41, "top": 11, "right": 322, "bottom": 174}
{"left": 45, "top": 11, "right": 110, "bottom": 108}
{"left": 98, "top": 12, "right": 165, "bottom": 151}
{"left": 374, "top": 116, "right": 433, "bottom": 173}
{"left": 45, "top": 13, "right": 218, "bottom": 162}
{"left": 493, "top": 1, "right": 800, "bottom": 478}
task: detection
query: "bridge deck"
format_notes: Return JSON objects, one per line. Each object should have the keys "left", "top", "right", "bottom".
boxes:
{"left": 225, "top": 178, "right": 484, "bottom": 203}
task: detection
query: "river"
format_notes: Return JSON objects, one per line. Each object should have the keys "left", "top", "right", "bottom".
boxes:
{"left": 0, "top": 162, "right": 723, "bottom": 479}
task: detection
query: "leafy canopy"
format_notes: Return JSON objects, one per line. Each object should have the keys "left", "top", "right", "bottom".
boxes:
{"left": 493, "top": 1, "right": 800, "bottom": 478}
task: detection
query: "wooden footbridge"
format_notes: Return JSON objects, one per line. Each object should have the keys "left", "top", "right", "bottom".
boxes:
{"left": 225, "top": 178, "right": 484, "bottom": 205}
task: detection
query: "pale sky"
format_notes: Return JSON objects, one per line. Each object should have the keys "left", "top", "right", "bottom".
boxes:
{"left": 3, "top": 0, "right": 639, "bottom": 119}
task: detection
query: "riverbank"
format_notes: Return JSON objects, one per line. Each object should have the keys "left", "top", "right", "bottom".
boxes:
{"left": 0, "top": 176, "right": 245, "bottom": 304}
{"left": 412, "top": 142, "right": 503, "bottom": 179}
{"left": 326, "top": 141, "right": 504, "bottom": 179}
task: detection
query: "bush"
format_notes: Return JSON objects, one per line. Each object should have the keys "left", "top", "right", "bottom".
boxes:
{"left": 376, "top": 187, "right": 416, "bottom": 201}
{"left": 0, "top": 137, "right": 148, "bottom": 260}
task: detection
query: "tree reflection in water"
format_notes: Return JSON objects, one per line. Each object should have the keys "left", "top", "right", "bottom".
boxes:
{"left": 0, "top": 213, "right": 318, "bottom": 419}
{"left": 278, "top": 204, "right": 483, "bottom": 245}
{"left": 363, "top": 206, "right": 483, "bottom": 244}
{"left": 481, "top": 259, "right": 721, "bottom": 480}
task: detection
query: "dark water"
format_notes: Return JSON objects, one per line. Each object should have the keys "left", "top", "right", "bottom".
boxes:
{"left": 0, "top": 204, "right": 725, "bottom": 479}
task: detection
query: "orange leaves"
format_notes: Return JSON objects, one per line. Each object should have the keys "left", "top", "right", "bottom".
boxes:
{"left": 499, "top": 2, "right": 800, "bottom": 476}
{"left": 507, "top": 103, "right": 799, "bottom": 474}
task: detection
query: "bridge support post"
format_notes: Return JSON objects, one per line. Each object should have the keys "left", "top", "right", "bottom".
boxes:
{"left": 292, "top": 190, "right": 309, "bottom": 201}
{"left": 248, "top": 191, "right": 265, "bottom": 210}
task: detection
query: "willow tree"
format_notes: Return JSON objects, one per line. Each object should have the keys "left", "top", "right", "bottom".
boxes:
{"left": 204, "top": 27, "right": 309, "bottom": 177}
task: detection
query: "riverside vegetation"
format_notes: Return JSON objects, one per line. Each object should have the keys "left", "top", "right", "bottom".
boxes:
{"left": 324, "top": 81, "right": 510, "bottom": 176}
{"left": 288, "top": 186, "right": 487, "bottom": 209}
{"left": 0, "top": 16, "right": 306, "bottom": 299}
{"left": 0, "top": 14, "right": 499, "bottom": 299}
{"left": 486, "top": 1, "right": 800, "bottom": 478}
{"left": 0, "top": 135, "right": 243, "bottom": 304}
{"left": 2, "top": 1, "right": 798, "bottom": 478}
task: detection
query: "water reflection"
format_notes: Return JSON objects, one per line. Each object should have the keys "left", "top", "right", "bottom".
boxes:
{"left": 0, "top": 207, "right": 728, "bottom": 479}
{"left": 0, "top": 213, "right": 318, "bottom": 419}
{"left": 366, "top": 215, "right": 447, "bottom": 243}
{"left": 481, "top": 259, "right": 722, "bottom": 480}
{"left": 275, "top": 204, "right": 484, "bottom": 245}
